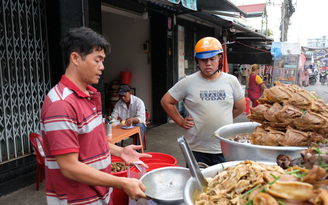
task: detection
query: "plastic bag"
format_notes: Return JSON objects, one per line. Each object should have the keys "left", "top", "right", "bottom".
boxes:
{"left": 271, "top": 42, "right": 282, "bottom": 61}
{"left": 128, "top": 198, "right": 156, "bottom": 205}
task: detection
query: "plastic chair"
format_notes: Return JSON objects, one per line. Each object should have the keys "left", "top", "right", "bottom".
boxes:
{"left": 244, "top": 97, "right": 250, "bottom": 115}
{"left": 121, "top": 111, "right": 149, "bottom": 150}
{"left": 29, "top": 133, "right": 45, "bottom": 191}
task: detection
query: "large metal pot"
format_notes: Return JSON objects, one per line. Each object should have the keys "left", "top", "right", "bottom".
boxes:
{"left": 183, "top": 161, "right": 277, "bottom": 205}
{"left": 213, "top": 122, "right": 306, "bottom": 162}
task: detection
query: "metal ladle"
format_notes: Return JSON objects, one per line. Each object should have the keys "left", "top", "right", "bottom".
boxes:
{"left": 178, "top": 136, "right": 208, "bottom": 193}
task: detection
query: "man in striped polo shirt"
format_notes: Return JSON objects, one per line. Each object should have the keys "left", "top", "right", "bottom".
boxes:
{"left": 41, "top": 27, "right": 151, "bottom": 205}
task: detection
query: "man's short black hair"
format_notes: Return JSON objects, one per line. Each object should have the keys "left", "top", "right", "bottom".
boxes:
{"left": 60, "top": 27, "right": 111, "bottom": 68}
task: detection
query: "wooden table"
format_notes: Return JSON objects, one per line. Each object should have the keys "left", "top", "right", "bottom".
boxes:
{"left": 107, "top": 125, "right": 144, "bottom": 153}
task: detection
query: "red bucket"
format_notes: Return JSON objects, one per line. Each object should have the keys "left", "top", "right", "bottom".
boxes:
{"left": 120, "top": 72, "right": 132, "bottom": 85}
{"left": 111, "top": 156, "right": 128, "bottom": 205}
{"left": 139, "top": 152, "right": 177, "bottom": 165}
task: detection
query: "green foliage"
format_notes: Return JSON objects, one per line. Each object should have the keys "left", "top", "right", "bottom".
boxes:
{"left": 262, "top": 28, "right": 274, "bottom": 36}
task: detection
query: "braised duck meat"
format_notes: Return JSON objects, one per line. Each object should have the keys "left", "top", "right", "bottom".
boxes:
{"left": 251, "top": 126, "right": 284, "bottom": 146}
{"left": 276, "top": 154, "right": 292, "bottom": 169}
{"left": 300, "top": 147, "right": 328, "bottom": 170}
{"left": 288, "top": 89, "right": 318, "bottom": 112}
{"left": 314, "top": 99, "right": 328, "bottom": 118}
{"left": 257, "top": 97, "right": 275, "bottom": 104}
{"left": 247, "top": 104, "right": 271, "bottom": 121}
{"left": 293, "top": 111, "right": 328, "bottom": 132}
{"left": 264, "top": 102, "right": 283, "bottom": 122}
{"left": 245, "top": 82, "right": 327, "bottom": 147}
{"left": 261, "top": 121, "right": 286, "bottom": 130}
{"left": 287, "top": 83, "right": 300, "bottom": 92}
{"left": 264, "top": 85, "right": 293, "bottom": 103}
{"left": 280, "top": 126, "right": 310, "bottom": 147}
{"left": 274, "top": 103, "right": 302, "bottom": 126}
{"left": 281, "top": 147, "right": 328, "bottom": 170}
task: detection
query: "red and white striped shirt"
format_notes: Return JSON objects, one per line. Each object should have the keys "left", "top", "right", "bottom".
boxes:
{"left": 41, "top": 75, "right": 112, "bottom": 205}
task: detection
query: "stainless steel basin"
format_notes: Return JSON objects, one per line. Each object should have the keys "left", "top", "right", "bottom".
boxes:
{"left": 213, "top": 122, "right": 305, "bottom": 162}
{"left": 140, "top": 166, "right": 191, "bottom": 205}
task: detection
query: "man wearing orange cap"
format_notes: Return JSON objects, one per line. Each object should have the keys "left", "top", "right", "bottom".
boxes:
{"left": 161, "top": 37, "right": 245, "bottom": 166}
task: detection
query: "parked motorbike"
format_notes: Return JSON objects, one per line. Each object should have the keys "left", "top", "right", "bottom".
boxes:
{"left": 319, "top": 69, "right": 327, "bottom": 85}
{"left": 313, "top": 67, "right": 319, "bottom": 76}
{"left": 309, "top": 72, "right": 317, "bottom": 85}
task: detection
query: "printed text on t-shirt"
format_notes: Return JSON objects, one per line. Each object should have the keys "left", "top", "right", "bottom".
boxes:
{"left": 200, "top": 90, "right": 226, "bottom": 101}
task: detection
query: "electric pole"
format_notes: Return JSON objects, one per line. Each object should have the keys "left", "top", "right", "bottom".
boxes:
{"left": 280, "top": 0, "right": 295, "bottom": 42}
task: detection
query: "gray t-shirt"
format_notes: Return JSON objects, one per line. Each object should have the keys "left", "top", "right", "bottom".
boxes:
{"left": 169, "top": 71, "right": 244, "bottom": 153}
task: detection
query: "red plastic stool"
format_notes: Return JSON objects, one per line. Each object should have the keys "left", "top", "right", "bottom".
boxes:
{"left": 244, "top": 97, "right": 250, "bottom": 115}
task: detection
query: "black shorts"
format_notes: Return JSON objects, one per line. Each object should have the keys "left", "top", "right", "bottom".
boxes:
{"left": 190, "top": 151, "right": 226, "bottom": 167}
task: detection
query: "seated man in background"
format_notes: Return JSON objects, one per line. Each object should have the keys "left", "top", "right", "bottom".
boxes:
{"left": 110, "top": 85, "right": 147, "bottom": 148}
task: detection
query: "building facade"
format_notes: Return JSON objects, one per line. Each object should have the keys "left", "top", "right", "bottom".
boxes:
{"left": 0, "top": 0, "right": 273, "bottom": 194}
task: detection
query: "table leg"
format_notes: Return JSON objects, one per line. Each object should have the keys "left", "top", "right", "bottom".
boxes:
{"left": 137, "top": 130, "right": 144, "bottom": 153}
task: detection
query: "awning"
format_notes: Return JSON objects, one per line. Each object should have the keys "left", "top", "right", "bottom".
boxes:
{"left": 197, "top": 0, "right": 246, "bottom": 16}
{"left": 302, "top": 46, "right": 328, "bottom": 53}
{"left": 162, "top": 0, "right": 246, "bottom": 15}
{"left": 186, "top": 11, "right": 272, "bottom": 41}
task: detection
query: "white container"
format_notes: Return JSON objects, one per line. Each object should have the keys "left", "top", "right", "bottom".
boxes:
{"left": 281, "top": 42, "right": 301, "bottom": 55}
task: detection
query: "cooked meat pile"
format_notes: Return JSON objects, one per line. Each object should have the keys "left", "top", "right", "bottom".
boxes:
{"left": 247, "top": 81, "right": 328, "bottom": 146}
{"left": 195, "top": 160, "right": 284, "bottom": 205}
{"left": 195, "top": 160, "right": 328, "bottom": 205}
{"left": 111, "top": 162, "right": 127, "bottom": 173}
{"left": 277, "top": 146, "right": 328, "bottom": 170}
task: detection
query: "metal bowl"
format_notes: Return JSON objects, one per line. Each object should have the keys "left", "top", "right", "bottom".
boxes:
{"left": 184, "top": 161, "right": 277, "bottom": 205}
{"left": 214, "top": 122, "right": 306, "bottom": 162}
{"left": 140, "top": 167, "right": 191, "bottom": 205}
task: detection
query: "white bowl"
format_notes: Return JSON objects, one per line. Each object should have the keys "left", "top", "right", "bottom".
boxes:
{"left": 111, "top": 120, "right": 120, "bottom": 128}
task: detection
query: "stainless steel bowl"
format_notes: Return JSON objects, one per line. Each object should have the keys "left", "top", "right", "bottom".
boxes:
{"left": 213, "top": 122, "right": 306, "bottom": 161}
{"left": 184, "top": 161, "right": 277, "bottom": 205}
{"left": 140, "top": 167, "right": 191, "bottom": 205}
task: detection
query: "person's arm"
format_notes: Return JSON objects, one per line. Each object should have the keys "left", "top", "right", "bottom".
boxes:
{"left": 125, "top": 117, "right": 139, "bottom": 126}
{"left": 109, "top": 143, "right": 152, "bottom": 168}
{"left": 110, "top": 103, "right": 119, "bottom": 120}
{"left": 55, "top": 152, "right": 148, "bottom": 199}
{"left": 233, "top": 97, "right": 246, "bottom": 119}
{"left": 260, "top": 83, "right": 267, "bottom": 91}
{"left": 161, "top": 92, "right": 194, "bottom": 129}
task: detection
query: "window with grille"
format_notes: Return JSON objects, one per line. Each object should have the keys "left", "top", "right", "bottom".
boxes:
{"left": 0, "top": 0, "right": 50, "bottom": 163}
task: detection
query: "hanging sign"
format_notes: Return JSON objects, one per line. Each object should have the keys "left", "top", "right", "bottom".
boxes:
{"left": 166, "top": 0, "right": 197, "bottom": 11}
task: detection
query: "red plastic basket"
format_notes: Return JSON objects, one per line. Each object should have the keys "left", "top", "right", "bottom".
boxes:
{"left": 139, "top": 152, "right": 177, "bottom": 165}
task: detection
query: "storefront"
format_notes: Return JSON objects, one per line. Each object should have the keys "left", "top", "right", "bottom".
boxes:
{"left": 0, "top": 0, "right": 273, "bottom": 192}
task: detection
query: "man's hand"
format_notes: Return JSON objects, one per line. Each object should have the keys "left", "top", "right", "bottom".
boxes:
{"left": 120, "top": 145, "right": 152, "bottom": 168}
{"left": 121, "top": 177, "right": 149, "bottom": 200}
{"left": 125, "top": 117, "right": 134, "bottom": 126}
{"left": 180, "top": 113, "right": 194, "bottom": 129}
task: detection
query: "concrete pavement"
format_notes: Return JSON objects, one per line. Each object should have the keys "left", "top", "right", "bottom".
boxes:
{"left": 0, "top": 113, "right": 250, "bottom": 205}
{"left": 302, "top": 80, "right": 328, "bottom": 103}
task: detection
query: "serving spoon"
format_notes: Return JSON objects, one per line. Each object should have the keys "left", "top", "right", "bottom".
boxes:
{"left": 178, "top": 136, "right": 208, "bottom": 193}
